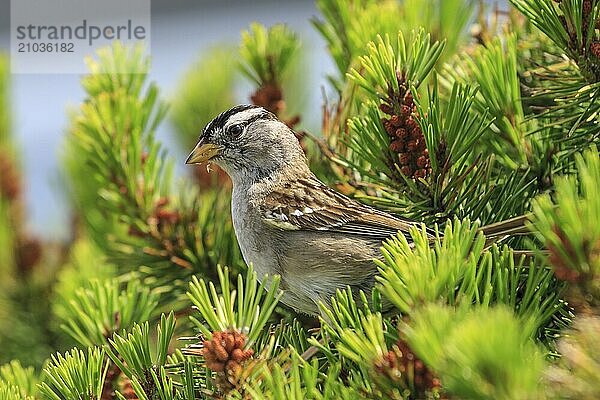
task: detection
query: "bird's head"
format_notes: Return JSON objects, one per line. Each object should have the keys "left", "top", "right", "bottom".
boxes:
{"left": 186, "top": 105, "right": 307, "bottom": 182}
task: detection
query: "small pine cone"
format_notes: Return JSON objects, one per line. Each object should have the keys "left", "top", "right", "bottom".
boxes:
{"left": 250, "top": 83, "right": 284, "bottom": 115}
{"left": 590, "top": 41, "right": 600, "bottom": 58}
{"left": 416, "top": 155, "right": 429, "bottom": 168}
{"left": 407, "top": 139, "right": 420, "bottom": 152}
{"left": 413, "top": 169, "right": 428, "bottom": 179}
{"left": 374, "top": 340, "right": 441, "bottom": 395}
{"left": 390, "top": 139, "right": 405, "bottom": 153}
{"left": 400, "top": 105, "right": 412, "bottom": 118}
{"left": 398, "top": 153, "right": 411, "bottom": 165}
{"left": 395, "top": 128, "right": 408, "bottom": 140}
{"left": 201, "top": 330, "right": 254, "bottom": 374}
{"left": 400, "top": 165, "right": 413, "bottom": 176}
{"left": 382, "top": 119, "right": 393, "bottom": 133}
{"left": 141, "top": 151, "right": 149, "bottom": 165}
{"left": 389, "top": 115, "right": 402, "bottom": 128}
{"left": 404, "top": 92, "right": 414, "bottom": 107}
{"left": 379, "top": 103, "right": 394, "bottom": 115}
{"left": 406, "top": 118, "right": 420, "bottom": 134}
{"left": 583, "top": 0, "right": 592, "bottom": 16}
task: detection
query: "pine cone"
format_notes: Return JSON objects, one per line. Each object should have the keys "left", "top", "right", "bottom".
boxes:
{"left": 583, "top": 0, "right": 592, "bottom": 17}
{"left": 251, "top": 83, "right": 284, "bottom": 116}
{"left": 374, "top": 339, "right": 441, "bottom": 396}
{"left": 201, "top": 330, "right": 254, "bottom": 374}
{"left": 250, "top": 83, "right": 301, "bottom": 130}
{"left": 590, "top": 41, "right": 600, "bottom": 58}
{"left": 380, "top": 84, "right": 431, "bottom": 181}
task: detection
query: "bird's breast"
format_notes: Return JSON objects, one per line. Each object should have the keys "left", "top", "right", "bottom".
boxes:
{"left": 231, "top": 190, "right": 280, "bottom": 279}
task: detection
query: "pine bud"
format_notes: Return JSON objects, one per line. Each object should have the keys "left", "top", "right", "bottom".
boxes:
{"left": 416, "top": 155, "right": 429, "bottom": 168}
{"left": 400, "top": 105, "right": 412, "bottom": 118}
{"left": 583, "top": 0, "right": 592, "bottom": 16}
{"left": 374, "top": 339, "right": 441, "bottom": 396}
{"left": 398, "top": 153, "right": 410, "bottom": 165}
{"left": 382, "top": 119, "right": 392, "bottom": 133}
{"left": 406, "top": 119, "right": 420, "bottom": 134}
{"left": 395, "top": 128, "right": 408, "bottom": 140}
{"left": 407, "top": 139, "right": 420, "bottom": 152}
{"left": 413, "top": 169, "right": 427, "bottom": 179}
{"left": 201, "top": 330, "right": 254, "bottom": 374}
{"left": 591, "top": 41, "right": 600, "bottom": 58}
{"left": 390, "top": 139, "right": 405, "bottom": 153}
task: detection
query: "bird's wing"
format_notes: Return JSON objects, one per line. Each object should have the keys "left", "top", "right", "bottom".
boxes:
{"left": 260, "top": 176, "right": 431, "bottom": 240}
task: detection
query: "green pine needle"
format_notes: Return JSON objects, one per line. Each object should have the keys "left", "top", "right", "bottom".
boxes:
{"left": 187, "top": 265, "right": 283, "bottom": 348}
{"left": 38, "top": 347, "right": 107, "bottom": 400}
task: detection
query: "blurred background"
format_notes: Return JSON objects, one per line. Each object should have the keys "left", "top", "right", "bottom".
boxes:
{"left": 0, "top": 0, "right": 336, "bottom": 241}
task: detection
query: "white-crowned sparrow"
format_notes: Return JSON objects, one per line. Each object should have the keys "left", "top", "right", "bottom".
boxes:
{"left": 186, "top": 105, "right": 528, "bottom": 315}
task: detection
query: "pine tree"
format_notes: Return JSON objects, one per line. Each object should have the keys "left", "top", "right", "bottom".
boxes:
{"left": 1, "top": 0, "right": 600, "bottom": 399}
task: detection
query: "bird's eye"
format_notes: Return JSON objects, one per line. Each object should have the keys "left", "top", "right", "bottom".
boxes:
{"left": 228, "top": 124, "right": 244, "bottom": 138}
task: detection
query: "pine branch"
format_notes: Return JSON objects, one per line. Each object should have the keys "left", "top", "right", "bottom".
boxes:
{"left": 244, "top": 356, "right": 361, "bottom": 400}
{"left": 239, "top": 22, "right": 303, "bottom": 131}
{"left": 511, "top": 0, "right": 600, "bottom": 152}
{"left": 530, "top": 145, "right": 600, "bottom": 314}
{"left": 512, "top": 0, "right": 600, "bottom": 82}
{"left": 0, "top": 381, "right": 32, "bottom": 400}
{"left": 58, "top": 279, "right": 160, "bottom": 348}
{"left": 404, "top": 305, "right": 544, "bottom": 400}
{"left": 186, "top": 265, "right": 282, "bottom": 349}
{"left": 376, "top": 219, "right": 570, "bottom": 346}
{"left": 105, "top": 313, "right": 177, "bottom": 399}
{"left": 239, "top": 23, "right": 300, "bottom": 88}
{"left": 64, "top": 43, "right": 243, "bottom": 309}
{"left": 441, "top": 34, "right": 532, "bottom": 169}
{"left": 0, "top": 360, "right": 38, "bottom": 399}
{"left": 38, "top": 347, "right": 108, "bottom": 400}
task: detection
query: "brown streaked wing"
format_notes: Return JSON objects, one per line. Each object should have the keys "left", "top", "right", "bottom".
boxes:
{"left": 260, "top": 176, "right": 431, "bottom": 240}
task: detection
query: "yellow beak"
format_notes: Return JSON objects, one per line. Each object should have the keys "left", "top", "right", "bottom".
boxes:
{"left": 185, "top": 143, "right": 223, "bottom": 164}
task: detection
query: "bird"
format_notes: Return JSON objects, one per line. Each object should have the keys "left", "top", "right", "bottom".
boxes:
{"left": 186, "top": 104, "right": 530, "bottom": 315}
